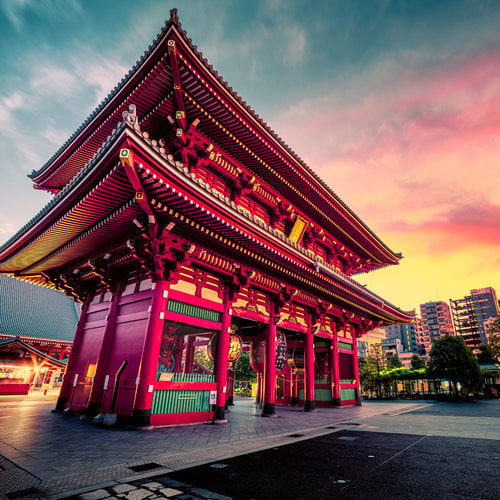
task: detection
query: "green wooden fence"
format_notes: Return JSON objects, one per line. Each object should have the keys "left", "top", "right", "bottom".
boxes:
{"left": 152, "top": 389, "right": 212, "bottom": 415}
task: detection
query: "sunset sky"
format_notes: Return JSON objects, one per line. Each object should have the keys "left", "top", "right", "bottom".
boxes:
{"left": 1, "top": 0, "right": 499, "bottom": 312}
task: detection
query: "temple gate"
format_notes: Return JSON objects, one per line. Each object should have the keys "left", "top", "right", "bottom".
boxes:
{"left": 0, "top": 10, "right": 411, "bottom": 427}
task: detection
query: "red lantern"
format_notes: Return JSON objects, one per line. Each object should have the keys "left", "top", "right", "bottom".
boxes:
{"left": 208, "top": 331, "right": 243, "bottom": 363}
{"left": 249, "top": 340, "right": 265, "bottom": 373}
{"left": 250, "top": 330, "right": 288, "bottom": 373}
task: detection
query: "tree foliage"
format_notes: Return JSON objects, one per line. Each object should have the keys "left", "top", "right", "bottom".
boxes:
{"left": 388, "top": 354, "right": 402, "bottom": 369}
{"left": 234, "top": 351, "right": 256, "bottom": 382}
{"left": 368, "top": 343, "right": 385, "bottom": 372}
{"left": 485, "top": 318, "right": 500, "bottom": 362}
{"left": 410, "top": 355, "right": 425, "bottom": 370}
{"left": 476, "top": 345, "right": 497, "bottom": 364}
{"left": 427, "top": 335, "right": 482, "bottom": 396}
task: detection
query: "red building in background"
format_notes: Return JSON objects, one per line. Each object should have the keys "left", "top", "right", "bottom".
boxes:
{"left": 0, "top": 11, "right": 411, "bottom": 426}
{"left": 419, "top": 301, "right": 455, "bottom": 354}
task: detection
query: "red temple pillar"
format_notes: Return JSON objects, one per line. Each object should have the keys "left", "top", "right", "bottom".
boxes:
{"left": 227, "top": 363, "right": 235, "bottom": 406}
{"left": 262, "top": 321, "right": 277, "bottom": 416}
{"left": 86, "top": 282, "right": 123, "bottom": 416}
{"left": 214, "top": 293, "right": 232, "bottom": 422}
{"left": 55, "top": 299, "right": 91, "bottom": 412}
{"left": 289, "top": 372, "right": 295, "bottom": 405}
{"left": 331, "top": 333, "right": 341, "bottom": 406}
{"left": 290, "top": 372, "right": 299, "bottom": 405}
{"left": 352, "top": 332, "right": 362, "bottom": 405}
{"left": 304, "top": 327, "right": 315, "bottom": 411}
{"left": 132, "top": 281, "right": 169, "bottom": 426}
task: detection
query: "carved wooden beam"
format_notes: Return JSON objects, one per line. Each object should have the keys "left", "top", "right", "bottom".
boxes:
{"left": 88, "top": 255, "right": 116, "bottom": 292}
{"left": 127, "top": 217, "right": 199, "bottom": 281}
{"left": 222, "top": 263, "right": 256, "bottom": 301}
{"left": 41, "top": 271, "right": 88, "bottom": 303}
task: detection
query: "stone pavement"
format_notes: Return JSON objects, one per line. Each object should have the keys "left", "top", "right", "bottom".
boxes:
{"left": 0, "top": 394, "right": 430, "bottom": 498}
{"left": 2, "top": 396, "right": 498, "bottom": 499}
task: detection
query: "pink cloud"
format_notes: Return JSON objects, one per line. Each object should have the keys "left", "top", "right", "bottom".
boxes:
{"left": 273, "top": 45, "right": 500, "bottom": 308}
{"left": 274, "top": 46, "right": 500, "bottom": 235}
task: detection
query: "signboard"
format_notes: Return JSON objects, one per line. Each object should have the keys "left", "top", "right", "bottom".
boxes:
{"left": 209, "top": 390, "right": 217, "bottom": 405}
{"left": 288, "top": 215, "right": 308, "bottom": 244}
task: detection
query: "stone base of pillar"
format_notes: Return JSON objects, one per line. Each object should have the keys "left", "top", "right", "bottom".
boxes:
{"left": 304, "top": 400, "right": 316, "bottom": 412}
{"left": 214, "top": 405, "right": 227, "bottom": 421}
{"left": 227, "top": 396, "right": 234, "bottom": 406}
{"left": 289, "top": 397, "right": 299, "bottom": 406}
{"left": 53, "top": 396, "right": 67, "bottom": 412}
{"left": 131, "top": 408, "right": 151, "bottom": 426}
{"left": 261, "top": 402, "right": 276, "bottom": 416}
{"left": 356, "top": 394, "right": 362, "bottom": 406}
{"left": 332, "top": 398, "right": 341, "bottom": 407}
{"left": 212, "top": 418, "right": 228, "bottom": 424}
{"left": 85, "top": 401, "right": 101, "bottom": 417}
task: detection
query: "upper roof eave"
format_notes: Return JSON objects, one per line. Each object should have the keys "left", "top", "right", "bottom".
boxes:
{"left": 170, "top": 23, "right": 403, "bottom": 264}
{"left": 29, "top": 14, "right": 178, "bottom": 186}
{"left": 0, "top": 124, "right": 128, "bottom": 269}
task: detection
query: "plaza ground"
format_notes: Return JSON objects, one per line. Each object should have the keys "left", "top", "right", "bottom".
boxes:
{"left": 0, "top": 394, "right": 498, "bottom": 499}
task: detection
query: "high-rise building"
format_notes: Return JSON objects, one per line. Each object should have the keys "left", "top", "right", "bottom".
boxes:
{"left": 450, "top": 287, "right": 500, "bottom": 350}
{"left": 420, "top": 301, "right": 454, "bottom": 354}
{"left": 383, "top": 317, "right": 424, "bottom": 355}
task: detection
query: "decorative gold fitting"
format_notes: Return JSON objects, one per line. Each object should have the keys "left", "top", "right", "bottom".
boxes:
{"left": 119, "top": 148, "right": 134, "bottom": 168}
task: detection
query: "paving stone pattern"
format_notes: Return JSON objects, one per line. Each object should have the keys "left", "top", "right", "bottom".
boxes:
{"left": 62, "top": 475, "right": 232, "bottom": 499}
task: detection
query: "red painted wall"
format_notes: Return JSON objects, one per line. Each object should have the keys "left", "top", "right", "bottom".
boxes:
{"left": 102, "top": 289, "right": 152, "bottom": 415}
{"left": 64, "top": 287, "right": 153, "bottom": 415}
{"left": 69, "top": 301, "right": 109, "bottom": 411}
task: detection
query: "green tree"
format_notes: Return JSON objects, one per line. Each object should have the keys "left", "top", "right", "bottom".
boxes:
{"left": 359, "top": 357, "right": 378, "bottom": 397}
{"left": 388, "top": 354, "right": 402, "bottom": 369}
{"left": 367, "top": 343, "right": 385, "bottom": 397}
{"left": 476, "top": 345, "right": 497, "bottom": 364}
{"left": 427, "top": 335, "right": 482, "bottom": 397}
{"left": 410, "top": 355, "right": 425, "bottom": 370}
{"left": 234, "top": 351, "right": 256, "bottom": 383}
{"left": 485, "top": 319, "right": 500, "bottom": 361}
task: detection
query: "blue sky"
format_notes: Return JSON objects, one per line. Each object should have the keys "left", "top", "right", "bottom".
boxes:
{"left": 1, "top": 0, "right": 500, "bottom": 310}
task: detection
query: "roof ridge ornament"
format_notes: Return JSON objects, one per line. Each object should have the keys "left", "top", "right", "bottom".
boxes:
{"left": 170, "top": 8, "right": 179, "bottom": 25}
{"left": 122, "top": 104, "right": 140, "bottom": 132}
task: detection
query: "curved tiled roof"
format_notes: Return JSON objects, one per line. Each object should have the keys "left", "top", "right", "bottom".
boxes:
{"left": 0, "top": 337, "right": 67, "bottom": 366}
{"left": 0, "top": 275, "right": 79, "bottom": 342}
{"left": 28, "top": 9, "right": 401, "bottom": 264}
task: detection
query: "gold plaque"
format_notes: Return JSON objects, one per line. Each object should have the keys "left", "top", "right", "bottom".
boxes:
{"left": 288, "top": 215, "right": 308, "bottom": 244}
